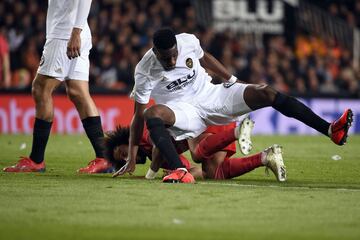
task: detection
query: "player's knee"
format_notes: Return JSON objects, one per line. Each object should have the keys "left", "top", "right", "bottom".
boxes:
{"left": 143, "top": 106, "right": 164, "bottom": 121}
{"left": 257, "top": 84, "right": 277, "bottom": 104}
{"left": 31, "top": 80, "right": 47, "bottom": 103}
{"left": 146, "top": 117, "right": 165, "bottom": 130}
{"left": 67, "top": 88, "right": 85, "bottom": 105}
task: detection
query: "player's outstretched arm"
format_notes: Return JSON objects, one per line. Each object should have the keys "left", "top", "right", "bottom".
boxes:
{"left": 145, "top": 147, "right": 165, "bottom": 179}
{"left": 113, "top": 101, "right": 147, "bottom": 177}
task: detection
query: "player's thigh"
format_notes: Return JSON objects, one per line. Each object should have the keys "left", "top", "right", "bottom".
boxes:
{"left": 32, "top": 73, "right": 61, "bottom": 97}
{"left": 37, "top": 39, "right": 69, "bottom": 81}
{"left": 202, "top": 83, "right": 252, "bottom": 124}
{"left": 243, "top": 84, "right": 277, "bottom": 110}
{"left": 202, "top": 151, "right": 227, "bottom": 179}
{"left": 67, "top": 38, "right": 92, "bottom": 81}
{"left": 144, "top": 104, "right": 176, "bottom": 126}
{"left": 164, "top": 102, "right": 207, "bottom": 141}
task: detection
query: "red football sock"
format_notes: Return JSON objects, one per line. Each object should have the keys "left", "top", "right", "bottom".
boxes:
{"left": 214, "top": 153, "right": 263, "bottom": 179}
{"left": 195, "top": 128, "right": 236, "bottom": 159}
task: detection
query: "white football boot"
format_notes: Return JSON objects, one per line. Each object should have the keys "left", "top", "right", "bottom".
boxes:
{"left": 263, "top": 144, "right": 287, "bottom": 182}
{"left": 236, "top": 116, "right": 255, "bottom": 155}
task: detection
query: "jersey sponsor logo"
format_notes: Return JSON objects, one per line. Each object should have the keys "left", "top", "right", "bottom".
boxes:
{"left": 166, "top": 70, "right": 196, "bottom": 92}
{"left": 186, "top": 58, "right": 193, "bottom": 68}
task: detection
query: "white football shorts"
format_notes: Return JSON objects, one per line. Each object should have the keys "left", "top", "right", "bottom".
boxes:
{"left": 37, "top": 38, "right": 92, "bottom": 81}
{"left": 164, "top": 83, "right": 252, "bottom": 140}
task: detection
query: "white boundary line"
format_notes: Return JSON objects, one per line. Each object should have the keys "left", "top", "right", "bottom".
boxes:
{"left": 197, "top": 182, "right": 360, "bottom": 192}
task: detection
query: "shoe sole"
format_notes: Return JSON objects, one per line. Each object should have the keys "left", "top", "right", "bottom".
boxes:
{"left": 238, "top": 118, "right": 254, "bottom": 155}
{"left": 163, "top": 171, "right": 195, "bottom": 183}
{"left": 338, "top": 109, "right": 353, "bottom": 145}
{"left": 266, "top": 145, "right": 286, "bottom": 182}
{"left": 163, "top": 179, "right": 181, "bottom": 183}
{"left": 163, "top": 179, "right": 195, "bottom": 183}
{"left": 3, "top": 168, "right": 46, "bottom": 173}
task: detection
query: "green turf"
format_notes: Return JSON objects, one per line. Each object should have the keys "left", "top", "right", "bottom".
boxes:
{"left": 0, "top": 134, "right": 359, "bottom": 240}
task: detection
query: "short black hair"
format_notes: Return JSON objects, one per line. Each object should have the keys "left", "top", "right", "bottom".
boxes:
{"left": 153, "top": 27, "right": 176, "bottom": 50}
{"left": 103, "top": 125, "right": 129, "bottom": 170}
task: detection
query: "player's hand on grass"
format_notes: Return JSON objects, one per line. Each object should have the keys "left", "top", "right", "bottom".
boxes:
{"left": 112, "top": 158, "right": 136, "bottom": 178}
{"left": 67, "top": 28, "right": 82, "bottom": 59}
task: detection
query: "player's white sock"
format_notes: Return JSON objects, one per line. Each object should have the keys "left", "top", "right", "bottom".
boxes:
{"left": 261, "top": 151, "right": 268, "bottom": 165}
{"left": 145, "top": 168, "right": 158, "bottom": 179}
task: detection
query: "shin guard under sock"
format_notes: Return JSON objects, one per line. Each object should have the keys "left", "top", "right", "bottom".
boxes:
{"left": 82, "top": 116, "right": 104, "bottom": 158}
{"left": 272, "top": 92, "right": 330, "bottom": 136}
{"left": 146, "top": 118, "right": 184, "bottom": 169}
{"left": 30, "top": 118, "right": 52, "bottom": 163}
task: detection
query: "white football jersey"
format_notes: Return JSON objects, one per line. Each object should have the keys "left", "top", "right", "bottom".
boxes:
{"left": 132, "top": 33, "right": 216, "bottom": 105}
{"left": 46, "top": 0, "right": 91, "bottom": 40}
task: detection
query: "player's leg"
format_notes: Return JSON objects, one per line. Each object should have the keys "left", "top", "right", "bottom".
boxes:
{"left": 189, "top": 129, "right": 263, "bottom": 180}
{"left": 213, "top": 145, "right": 286, "bottom": 182}
{"left": 191, "top": 130, "right": 235, "bottom": 161}
{"left": 201, "top": 151, "right": 227, "bottom": 179}
{"left": 191, "top": 122, "right": 252, "bottom": 161}
{"left": 144, "top": 104, "right": 195, "bottom": 183}
{"left": 243, "top": 84, "right": 352, "bottom": 145}
{"left": 4, "top": 74, "right": 60, "bottom": 172}
{"left": 65, "top": 37, "right": 110, "bottom": 173}
{"left": 65, "top": 80, "right": 111, "bottom": 173}
{"left": 4, "top": 38, "right": 66, "bottom": 172}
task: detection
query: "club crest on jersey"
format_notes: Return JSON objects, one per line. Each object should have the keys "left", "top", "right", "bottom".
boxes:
{"left": 186, "top": 58, "right": 193, "bottom": 68}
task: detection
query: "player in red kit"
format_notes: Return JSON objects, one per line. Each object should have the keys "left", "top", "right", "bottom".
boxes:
{"left": 108, "top": 118, "right": 286, "bottom": 182}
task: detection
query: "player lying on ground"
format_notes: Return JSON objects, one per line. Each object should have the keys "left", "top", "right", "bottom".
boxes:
{"left": 116, "top": 28, "right": 353, "bottom": 183}
{"left": 79, "top": 113, "right": 254, "bottom": 174}
{"left": 108, "top": 120, "right": 287, "bottom": 182}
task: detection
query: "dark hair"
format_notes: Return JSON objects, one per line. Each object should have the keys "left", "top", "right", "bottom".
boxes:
{"left": 103, "top": 125, "right": 129, "bottom": 170}
{"left": 153, "top": 27, "right": 176, "bottom": 50}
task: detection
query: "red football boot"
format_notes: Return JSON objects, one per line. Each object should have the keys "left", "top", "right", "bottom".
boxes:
{"left": 330, "top": 109, "right": 353, "bottom": 145}
{"left": 3, "top": 157, "right": 46, "bottom": 172}
{"left": 162, "top": 168, "right": 195, "bottom": 183}
{"left": 77, "top": 158, "right": 114, "bottom": 174}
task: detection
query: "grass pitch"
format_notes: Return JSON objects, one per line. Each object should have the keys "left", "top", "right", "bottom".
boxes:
{"left": 0, "top": 134, "right": 359, "bottom": 240}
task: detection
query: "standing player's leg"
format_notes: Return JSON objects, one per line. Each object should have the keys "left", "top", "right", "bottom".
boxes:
{"left": 3, "top": 74, "right": 61, "bottom": 172}
{"left": 143, "top": 104, "right": 195, "bottom": 183}
{"left": 64, "top": 37, "right": 111, "bottom": 174}
{"left": 65, "top": 80, "right": 111, "bottom": 173}
{"left": 243, "top": 84, "right": 353, "bottom": 145}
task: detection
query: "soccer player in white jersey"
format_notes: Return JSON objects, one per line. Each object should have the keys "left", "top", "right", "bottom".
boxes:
{"left": 114, "top": 28, "right": 353, "bottom": 183}
{"left": 4, "top": 0, "right": 112, "bottom": 173}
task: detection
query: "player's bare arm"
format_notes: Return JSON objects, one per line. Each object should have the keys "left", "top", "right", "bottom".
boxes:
{"left": 200, "top": 51, "right": 246, "bottom": 85}
{"left": 67, "top": 28, "right": 82, "bottom": 59}
{"left": 199, "top": 52, "right": 232, "bottom": 81}
{"left": 113, "top": 101, "right": 147, "bottom": 177}
{"left": 67, "top": 0, "right": 92, "bottom": 59}
{"left": 150, "top": 147, "right": 165, "bottom": 173}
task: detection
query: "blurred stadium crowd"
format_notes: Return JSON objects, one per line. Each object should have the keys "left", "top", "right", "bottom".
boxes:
{"left": 0, "top": 0, "right": 359, "bottom": 97}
